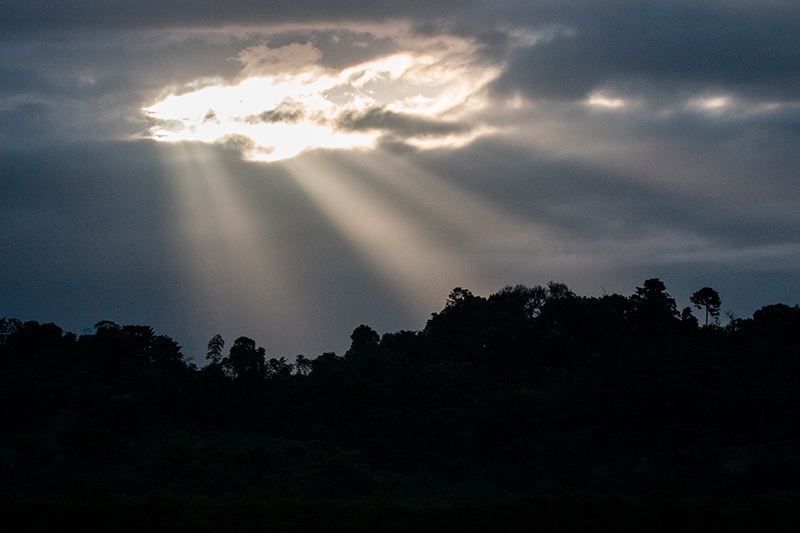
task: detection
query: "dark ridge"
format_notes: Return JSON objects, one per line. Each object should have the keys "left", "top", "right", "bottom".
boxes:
{"left": 2, "top": 279, "right": 800, "bottom": 528}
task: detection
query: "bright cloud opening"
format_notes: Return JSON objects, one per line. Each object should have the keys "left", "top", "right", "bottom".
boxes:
{"left": 143, "top": 41, "right": 500, "bottom": 161}
{"left": 693, "top": 95, "right": 731, "bottom": 110}
{"left": 587, "top": 93, "right": 627, "bottom": 109}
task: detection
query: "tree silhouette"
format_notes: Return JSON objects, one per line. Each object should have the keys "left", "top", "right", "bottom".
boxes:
{"left": 347, "top": 324, "right": 380, "bottom": 359}
{"left": 295, "top": 354, "right": 313, "bottom": 376}
{"left": 630, "top": 278, "right": 678, "bottom": 339}
{"left": 445, "top": 286, "right": 478, "bottom": 308}
{"left": 6, "top": 277, "right": 800, "bottom": 526}
{"left": 224, "top": 336, "right": 266, "bottom": 380}
{"left": 206, "top": 334, "right": 225, "bottom": 365}
{"left": 681, "top": 306, "right": 699, "bottom": 328}
{"left": 690, "top": 287, "right": 721, "bottom": 326}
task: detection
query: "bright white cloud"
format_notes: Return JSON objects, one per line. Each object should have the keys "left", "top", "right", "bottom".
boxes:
{"left": 143, "top": 39, "right": 501, "bottom": 161}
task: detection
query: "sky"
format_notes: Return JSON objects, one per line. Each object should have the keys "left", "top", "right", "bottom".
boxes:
{"left": 2, "top": 0, "right": 799, "bottom": 362}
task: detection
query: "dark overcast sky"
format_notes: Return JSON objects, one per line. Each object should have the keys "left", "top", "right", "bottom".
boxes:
{"left": 2, "top": 1, "right": 799, "bottom": 361}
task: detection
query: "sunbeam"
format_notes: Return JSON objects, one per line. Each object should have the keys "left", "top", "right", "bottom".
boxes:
{"left": 281, "top": 151, "right": 488, "bottom": 312}
{"left": 160, "top": 141, "right": 304, "bottom": 344}
{"left": 330, "top": 148, "right": 568, "bottom": 282}
{"left": 333, "top": 149, "right": 549, "bottom": 253}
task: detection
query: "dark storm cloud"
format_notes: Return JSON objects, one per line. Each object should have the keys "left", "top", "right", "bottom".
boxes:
{"left": 0, "top": 65, "right": 131, "bottom": 102}
{"left": 0, "top": 35, "right": 248, "bottom": 143}
{"left": 0, "top": 102, "right": 53, "bottom": 143}
{"left": 337, "top": 107, "right": 471, "bottom": 138}
{"left": 489, "top": 1, "right": 800, "bottom": 101}
{"left": 0, "top": 0, "right": 478, "bottom": 35}
{"left": 0, "top": 67, "right": 50, "bottom": 95}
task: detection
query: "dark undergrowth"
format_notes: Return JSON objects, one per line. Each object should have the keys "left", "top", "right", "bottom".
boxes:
{"left": 4, "top": 491, "right": 800, "bottom": 531}
{"left": 3, "top": 279, "right": 800, "bottom": 529}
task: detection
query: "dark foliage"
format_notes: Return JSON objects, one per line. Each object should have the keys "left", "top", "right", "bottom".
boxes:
{"left": 2, "top": 278, "right": 800, "bottom": 527}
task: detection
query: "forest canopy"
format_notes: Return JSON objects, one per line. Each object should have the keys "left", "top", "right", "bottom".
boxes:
{"left": 2, "top": 279, "right": 800, "bottom": 527}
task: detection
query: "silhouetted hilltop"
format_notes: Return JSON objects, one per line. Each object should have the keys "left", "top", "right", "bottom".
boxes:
{"left": 2, "top": 279, "right": 800, "bottom": 528}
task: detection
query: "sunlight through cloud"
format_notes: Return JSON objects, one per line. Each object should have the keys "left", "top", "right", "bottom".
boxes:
{"left": 280, "top": 149, "right": 553, "bottom": 313}
{"left": 281, "top": 152, "right": 485, "bottom": 311}
{"left": 143, "top": 40, "right": 499, "bottom": 161}
{"left": 587, "top": 92, "right": 627, "bottom": 109}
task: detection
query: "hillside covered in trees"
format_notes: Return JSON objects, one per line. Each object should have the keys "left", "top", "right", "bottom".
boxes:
{"left": 2, "top": 279, "right": 800, "bottom": 529}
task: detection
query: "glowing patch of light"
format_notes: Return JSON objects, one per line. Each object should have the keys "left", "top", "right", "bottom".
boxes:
{"left": 403, "top": 125, "right": 497, "bottom": 151}
{"left": 683, "top": 94, "right": 798, "bottom": 120}
{"left": 587, "top": 93, "right": 626, "bottom": 109}
{"left": 698, "top": 96, "right": 731, "bottom": 109}
{"left": 687, "top": 95, "right": 734, "bottom": 115}
{"left": 143, "top": 43, "right": 499, "bottom": 161}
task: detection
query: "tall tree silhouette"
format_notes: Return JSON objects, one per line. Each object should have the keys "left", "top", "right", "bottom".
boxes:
{"left": 206, "top": 334, "right": 225, "bottom": 365}
{"left": 630, "top": 278, "right": 678, "bottom": 339}
{"left": 690, "top": 287, "right": 721, "bottom": 326}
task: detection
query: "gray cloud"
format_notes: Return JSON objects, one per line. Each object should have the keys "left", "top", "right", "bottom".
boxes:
{"left": 216, "top": 133, "right": 258, "bottom": 152}
{"left": 417, "top": 135, "right": 800, "bottom": 250}
{"left": 263, "top": 30, "right": 400, "bottom": 70}
{"left": 489, "top": 1, "right": 800, "bottom": 101}
{"left": 337, "top": 107, "right": 472, "bottom": 138}
{"left": 245, "top": 100, "right": 305, "bottom": 125}
{"left": 0, "top": 102, "right": 55, "bottom": 145}
{"left": 0, "top": 1, "right": 479, "bottom": 35}
{"left": 0, "top": 67, "right": 51, "bottom": 95}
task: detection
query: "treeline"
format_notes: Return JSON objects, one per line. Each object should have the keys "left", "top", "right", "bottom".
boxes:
{"left": 2, "top": 278, "right": 800, "bottom": 504}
